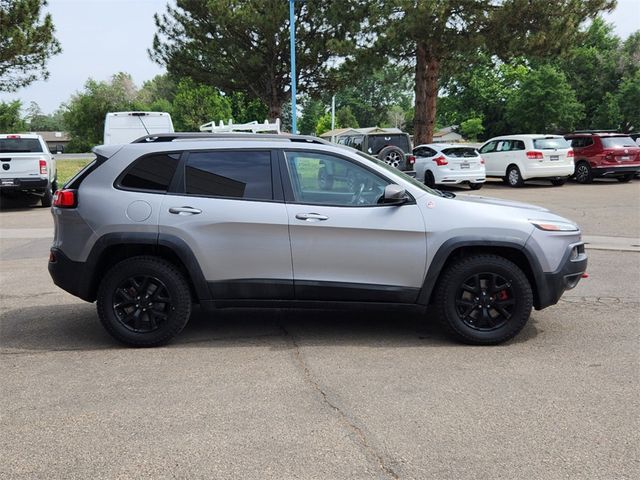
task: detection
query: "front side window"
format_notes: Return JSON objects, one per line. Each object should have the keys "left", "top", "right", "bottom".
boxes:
{"left": 120, "top": 153, "right": 180, "bottom": 192}
{"left": 185, "top": 150, "right": 272, "bottom": 200}
{"left": 285, "top": 151, "right": 389, "bottom": 206}
{"left": 479, "top": 141, "right": 497, "bottom": 154}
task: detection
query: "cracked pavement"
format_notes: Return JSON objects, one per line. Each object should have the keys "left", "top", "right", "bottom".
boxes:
{"left": 1, "top": 180, "right": 639, "bottom": 479}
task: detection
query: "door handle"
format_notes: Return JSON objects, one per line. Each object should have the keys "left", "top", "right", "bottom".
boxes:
{"left": 295, "top": 213, "right": 329, "bottom": 221}
{"left": 169, "top": 206, "right": 202, "bottom": 215}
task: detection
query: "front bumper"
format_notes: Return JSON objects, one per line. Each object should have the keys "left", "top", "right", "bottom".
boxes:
{"left": 534, "top": 242, "right": 588, "bottom": 310}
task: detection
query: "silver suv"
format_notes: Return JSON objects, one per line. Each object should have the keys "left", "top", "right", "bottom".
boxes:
{"left": 48, "top": 134, "right": 587, "bottom": 347}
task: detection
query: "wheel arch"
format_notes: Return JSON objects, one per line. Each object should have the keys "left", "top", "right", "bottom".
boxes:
{"left": 83, "top": 233, "right": 210, "bottom": 303}
{"left": 419, "top": 239, "right": 544, "bottom": 309}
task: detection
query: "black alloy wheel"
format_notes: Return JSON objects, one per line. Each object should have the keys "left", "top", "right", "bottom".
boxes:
{"left": 574, "top": 161, "right": 592, "bottom": 184}
{"left": 455, "top": 272, "right": 515, "bottom": 331}
{"left": 112, "top": 275, "right": 172, "bottom": 333}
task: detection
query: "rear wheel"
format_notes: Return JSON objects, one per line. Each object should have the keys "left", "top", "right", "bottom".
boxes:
{"left": 469, "top": 182, "right": 483, "bottom": 190}
{"left": 41, "top": 184, "right": 54, "bottom": 207}
{"left": 617, "top": 174, "right": 633, "bottom": 183}
{"left": 97, "top": 256, "right": 192, "bottom": 347}
{"left": 574, "top": 161, "right": 593, "bottom": 184}
{"left": 378, "top": 146, "right": 405, "bottom": 169}
{"left": 434, "top": 255, "right": 533, "bottom": 345}
{"left": 506, "top": 165, "right": 524, "bottom": 187}
{"left": 424, "top": 170, "right": 436, "bottom": 188}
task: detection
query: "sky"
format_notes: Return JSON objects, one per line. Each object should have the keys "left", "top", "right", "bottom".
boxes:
{"left": 1, "top": 0, "right": 639, "bottom": 114}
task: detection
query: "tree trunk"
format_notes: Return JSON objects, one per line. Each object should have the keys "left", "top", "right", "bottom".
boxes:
{"left": 413, "top": 43, "right": 440, "bottom": 145}
{"left": 413, "top": 43, "right": 428, "bottom": 145}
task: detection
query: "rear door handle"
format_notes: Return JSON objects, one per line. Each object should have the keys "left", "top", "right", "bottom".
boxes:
{"left": 169, "top": 206, "right": 202, "bottom": 215}
{"left": 295, "top": 213, "right": 329, "bottom": 221}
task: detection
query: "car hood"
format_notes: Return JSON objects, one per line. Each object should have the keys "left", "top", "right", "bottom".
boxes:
{"left": 455, "top": 194, "right": 549, "bottom": 212}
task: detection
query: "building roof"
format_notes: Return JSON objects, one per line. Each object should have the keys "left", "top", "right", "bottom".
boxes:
{"left": 319, "top": 127, "right": 359, "bottom": 138}
{"left": 33, "top": 131, "right": 70, "bottom": 142}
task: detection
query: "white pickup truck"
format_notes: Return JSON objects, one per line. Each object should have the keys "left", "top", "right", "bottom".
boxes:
{"left": 0, "top": 134, "right": 58, "bottom": 207}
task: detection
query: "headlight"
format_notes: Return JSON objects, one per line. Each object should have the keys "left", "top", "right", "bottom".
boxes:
{"left": 529, "top": 219, "right": 579, "bottom": 232}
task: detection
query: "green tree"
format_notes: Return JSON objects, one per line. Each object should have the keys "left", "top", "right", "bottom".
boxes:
{"left": 363, "top": 0, "right": 614, "bottom": 144}
{"left": 25, "top": 101, "right": 65, "bottom": 131}
{"left": 315, "top": 112, "right": 334, "bottom": 136}
{"left": 591, "top": 92, "right": 622, "bottom": 130}
{"left": 63, "top": 73, "right": 139, "bottom": 150}
{"left": 138, "top": 74, "right": 178, "bottom": 110}
{"left": 229, "top": 92, "right": 269, "bottom": 125}
{"left": 0, "top": 0, "right": 61, "bottom": 91}
{"left": 299, "top": 98, "right": 325, "bottom": 135}
{"left": 171, "top": 79, "right": 232, "bottom": 131}
{"left": 0, "top": 100, "right": 27, "bottom": 131}
{"left": 505, "top": 65, "right": 584, "bottom": 133}
{"left": 336, "top": 106, "right": 359, "bottom": 129}
{"left": 617, "top": 71, "right": 640, "bottom": 131}
{"left": 459, "top": 117, "right": 484, "bottom": 141}
{"left": 150, "top": 0, "right": 361, "bottom": 120}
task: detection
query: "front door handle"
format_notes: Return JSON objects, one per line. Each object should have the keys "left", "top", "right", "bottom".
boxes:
{"left": 295, "top": 213, "right": 329, "bottom": 221}
{"left": 169, "top": 206, "right": 202, "bottom": 215}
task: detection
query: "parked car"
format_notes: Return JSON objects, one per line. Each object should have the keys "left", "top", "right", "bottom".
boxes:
{"left": 413, "top": 144, "right": 485, "bottom": 190}
{"left": 565, "top": 133, "right": 640, "bottom": 183}
{"left": 478, "top": 135, "right": 574, "bottom": 187}
{"left": 0, "top": 133, "right": 58, "bottom": 207}
{"left": 49, "top": 133, "right": 587, "bottom": 347}
{"left": 336, "top": 131, "right": 415, "bottom": 171}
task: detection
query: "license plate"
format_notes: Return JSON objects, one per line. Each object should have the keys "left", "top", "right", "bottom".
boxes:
{"left": 550, "top": 155, "right": 559, "bottom": 161}
{"left": 1, "top": 179, "right": 15, "bottom": 186}
{"left": 621, "top": 156, "right": 630, "bottom": 161}
{"left": 460, "top": 162, "right": 470, "bottom": 169}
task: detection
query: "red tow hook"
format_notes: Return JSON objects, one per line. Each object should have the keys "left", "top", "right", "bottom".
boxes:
{"left": 581, "top": 273, "right": 589, "bottom": 278}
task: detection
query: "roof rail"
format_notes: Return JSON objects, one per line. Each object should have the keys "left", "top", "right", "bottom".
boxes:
{"left": 130, "top": 132, "right": 331, "bottom": 145}
{"left": 572, "top": 129, "right": 621, "bottom": 134}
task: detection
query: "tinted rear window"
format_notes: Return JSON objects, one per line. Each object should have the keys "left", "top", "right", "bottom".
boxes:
{"left": 601, "top": 136, "right": 636, "bottom": 148}
{"left": 185, "top": 151, "right": 272, "bottom": 200}
{"left": 120, "top": 153, "right": 180, "bottom": 192}
{"left": 533, "top": 138, "right": 570, "bottom": 150}
{"left": 441, "top": 147, "right": 479, "bottom": 158}
{"left": 367, "top": 135, "right": 410, "bottom": 154}
{"left": 0, "top": 138, "right": 43, "bottom": 153}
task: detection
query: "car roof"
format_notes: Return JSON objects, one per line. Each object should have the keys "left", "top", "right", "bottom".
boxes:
{"left": 565, "top": 132, "right": 629, "bottom": 137}
{"left": 415, "top": 143, "right": 476, "bottom": 150}
{"left": 0, "top": 133, "right": 42, "bottom": 139}
{"left": 485, "top": 134, "right": 564, "bottom": 140}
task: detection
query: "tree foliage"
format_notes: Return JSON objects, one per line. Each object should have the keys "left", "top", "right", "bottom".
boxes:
{"left": 459, "top": 117, "right": 484, "bottom": 141}
{"left": 171, "top": 79, "right": 232, "bottom": 131}
{"left": 150, "top": 0, "right": 361, "bottom": 120}
{"left": 0, "top": 0, "right": 61, "bottom": 91}
{"left": 0, "top": 100, "right": 27, "bottom": 131}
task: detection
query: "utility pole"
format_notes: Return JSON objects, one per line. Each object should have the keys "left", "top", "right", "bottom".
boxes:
{"left": 331, "top": 95, "right": 335, "bottom": 131}
{"left": 289, "top": 0, "right": 297, "bottom": 134}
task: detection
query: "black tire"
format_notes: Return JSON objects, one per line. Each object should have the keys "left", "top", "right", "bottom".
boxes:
{"left": 617, "top": 174, "right": 633, "bottom": 183}
{"left": 378, "top": 145, "right": 405, "bottom": 169}
{"left": 550, "top": 178, "right": 567, "bottom": 186}
{"left": 41, "top": 184, "right": 53, "bottom": 207}
{"left": 469, "top": 182, "right": 483, "bottom": 190}
{"left": 424, "top": 170, "right": 436, "bottom": 188}
{"left": 318, "top": 168, "right": 334, "bottom": 190}
{"left": 506, "top": 165, "right": 524, "bottom": 187}
{"left": 574, "top": 161, "right": 592, "bottom": 184}
{"left": 96, "top": 256, "right": 192, "bottom": 347}
{"left": 433, "top": 255, "right": 533, "bottom": 345}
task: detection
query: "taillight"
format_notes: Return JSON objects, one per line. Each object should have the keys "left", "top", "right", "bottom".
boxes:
{"left": 406, "top": 154, "right": 416, "bottom": 165}
{"left": 53, "top": 189, "right": 76, "bottom": 208}
{"left": 39, "top": 159, "right": 48, "bottom": 175}
{"left": 433, "top": 155, "right": 448, "bottom": 166}
{"left": 604, "top": 152, "right": 614, "bottom": 161}
{"left": 526, "top": 151, "right": 544, "bottom": 160}
{"left": 479, "top": 156, "right": 485, "bottom": 164}
{"left": 567, "top": 150, "right": 574, "bottom": 158}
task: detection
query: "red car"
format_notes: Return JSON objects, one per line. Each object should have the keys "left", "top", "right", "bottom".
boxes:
{"left": 564, "top": 133, "right": 640, "bottom": 183}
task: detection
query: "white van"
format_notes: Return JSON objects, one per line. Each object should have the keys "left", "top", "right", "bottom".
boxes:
{"left": 103, "top": 112, "right": 174, "bottom": 145}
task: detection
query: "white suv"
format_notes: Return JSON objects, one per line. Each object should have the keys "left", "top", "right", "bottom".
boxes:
{"left": 0, "top": 133, "right": 58, "bottom": 206}
{"left": 413, "top": 144, "right": 485, "bottom": 190}
{"left": 478, "top": 135, "right": 574, "bottom": 187}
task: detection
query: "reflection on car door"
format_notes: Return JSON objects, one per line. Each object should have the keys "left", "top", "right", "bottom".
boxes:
{"left": 281, "top": 149, "right": 427, "bottom": 302}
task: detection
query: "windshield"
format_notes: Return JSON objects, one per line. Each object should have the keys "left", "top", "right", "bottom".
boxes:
{"left": 533, "top": 137, "right": 570, "bottom": 150}
{"left": 601, "top": 136, "right": 637, "bottom": 148}
{"left": 352, "top": 150, "right": 450, "bottom": 197}
{"left": 0, "top": 138, "right": 43, "bottom": 153}
{"left": 367, "top": 134, "right": 410, "bottom": 154}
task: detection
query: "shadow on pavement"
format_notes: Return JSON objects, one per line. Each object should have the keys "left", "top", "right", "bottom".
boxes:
{"left": 0, "top": 302, "right": 539, "bottom": 353}
{"left": 0, "top": 194, "right": 42, "bottom": 211}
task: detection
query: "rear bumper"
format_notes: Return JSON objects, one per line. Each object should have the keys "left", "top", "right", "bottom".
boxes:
{"left": 592, "top": 165, "right": 640, "bottom": 177}
{"left": 48, "top": 248, "right": 93, "bottom": 302}
{"left": 521, "top": 163, "right": 574, "bottom": 180}
{"left": 0, "top": 177, "right": 48, "bottom": 191}
{"left": 534, "top": 243, "right": 588, "bottom": 310}
{"left": 434, "top": 168, "right": 485, "bottom": 185}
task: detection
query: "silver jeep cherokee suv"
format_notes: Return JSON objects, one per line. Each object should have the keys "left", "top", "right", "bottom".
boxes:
{"left": 49, "top": 133, "right": 587, "bottom": 347}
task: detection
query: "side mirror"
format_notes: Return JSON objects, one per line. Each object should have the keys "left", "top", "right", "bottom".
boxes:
{"left": 382, "top": 184, "right": 408, "bottom": 205}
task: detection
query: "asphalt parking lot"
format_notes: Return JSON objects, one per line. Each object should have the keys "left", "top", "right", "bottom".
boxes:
{"left": 1, "top": 179, "right": 639, "bottom": 479}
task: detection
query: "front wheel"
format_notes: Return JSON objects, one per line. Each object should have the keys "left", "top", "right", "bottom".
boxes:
{"left": 469, "top": 182, "right": 483, "bottom": 190}
{"left": 97, "top": 256, "right": 192, "bottom": 347}
{"left": 433, "top": 255, "right": 533, "bottom": 345}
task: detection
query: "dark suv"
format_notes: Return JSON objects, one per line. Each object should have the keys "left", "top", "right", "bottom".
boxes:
{"left": 336, "top": 132, "right": 415, "bottom": 171}
{"left": 564, "top": 133, "right": 640, "bottom": 183}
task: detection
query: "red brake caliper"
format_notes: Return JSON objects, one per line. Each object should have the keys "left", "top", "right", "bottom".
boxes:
{"left": 497, "top": 290, "right": 509, "bottom": 301}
